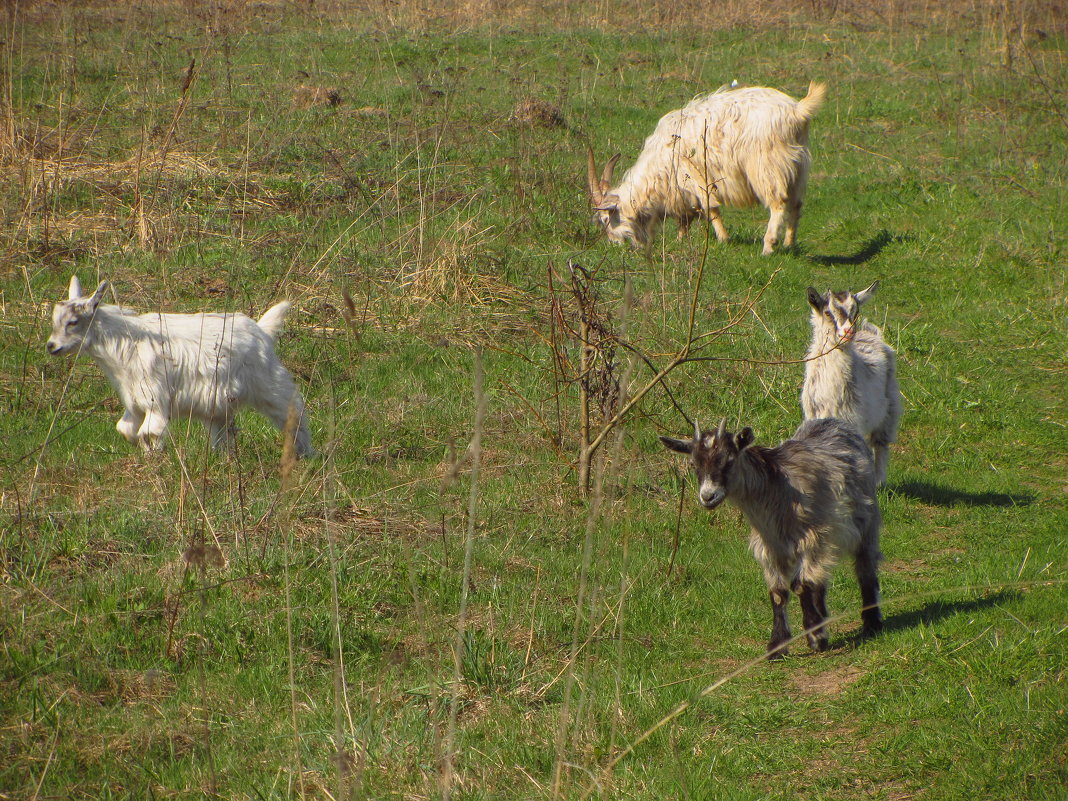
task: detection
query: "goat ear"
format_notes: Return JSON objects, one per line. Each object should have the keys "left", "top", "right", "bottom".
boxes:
{"left": 854, "top": 280, "right": 879, "bottom": 305}
{"left": 737, "top": 427, "right": 755, "bottom": 450}
{"left": 68, "top": 276, "right": 84, "bottom": 300}
{"left": 806, "top": 287, "right": 824, "bottom": 310}
{"left": 86, "top": 281, "right": 108, "bottom": 310}
{"left": 660, "top": 436, "right": 693, "bottom": 455}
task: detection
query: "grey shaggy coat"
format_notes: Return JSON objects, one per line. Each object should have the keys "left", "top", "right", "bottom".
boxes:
{"left": 662, "top": 418, "right": 883, "bottom": 658}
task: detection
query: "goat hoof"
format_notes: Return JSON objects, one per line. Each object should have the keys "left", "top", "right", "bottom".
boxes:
{"left": 766, "top": 644, "right": 789, "bottom": 661}
{"left": 808, "top": 635, "right": 830, "bottom": 652}
{"left": 861, "top": 615, "right": 884, "bottom": 638}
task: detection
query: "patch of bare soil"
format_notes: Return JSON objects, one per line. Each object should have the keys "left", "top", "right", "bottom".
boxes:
{"left": 791, "top": 663, "right": 864, "bottom": 697}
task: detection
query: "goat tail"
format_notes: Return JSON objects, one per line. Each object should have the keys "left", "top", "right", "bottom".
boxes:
{"left": 257, "top": 301, "right": 293, "bottom": 341}
{"left": 796, "top": 81, "right": 827, "bottom": 120}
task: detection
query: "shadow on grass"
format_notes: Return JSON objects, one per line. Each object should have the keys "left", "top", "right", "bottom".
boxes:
{"left": 808, "top": 230, "right": 901, "bottom": 266}
{"left": 890, "top": 479, "right": 1034, "bottom": 508}
{"left": 880, "top": 591, "right": 1020, "bottom": 635}
{"left": 837, "top": 591, "right": 1019, "bottom": 649}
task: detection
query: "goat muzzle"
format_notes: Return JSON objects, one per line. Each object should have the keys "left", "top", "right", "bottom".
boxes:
{"left": 699, "top": 489, "right": 726, "bottom": 510}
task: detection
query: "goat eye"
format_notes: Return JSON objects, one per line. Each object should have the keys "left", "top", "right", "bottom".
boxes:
{"left": 66, "top": 318, "right": 79, "bottom": 329}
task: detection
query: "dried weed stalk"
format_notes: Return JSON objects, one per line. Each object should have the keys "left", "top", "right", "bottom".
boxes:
{"left": 442, "top": 348, "right": 487, "bottom": 800}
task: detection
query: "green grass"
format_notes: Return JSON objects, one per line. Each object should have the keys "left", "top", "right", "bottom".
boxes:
{"left": 1, "top": 2, "right": 1065, "bottom": 799}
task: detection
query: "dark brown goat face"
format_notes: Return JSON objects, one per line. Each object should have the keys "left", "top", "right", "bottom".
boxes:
{"left": 660, "top": 420, "right": 754, "bottom": 510}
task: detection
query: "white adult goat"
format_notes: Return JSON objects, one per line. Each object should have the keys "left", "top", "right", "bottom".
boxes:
{"left": 587, "top": 82, "right": 827, "bottom": 255}
{"left": 801, "top": 281, "right": 900, "bottom": 486}
{"left": 46, "top": 277, "right": 313, "bottom": 456}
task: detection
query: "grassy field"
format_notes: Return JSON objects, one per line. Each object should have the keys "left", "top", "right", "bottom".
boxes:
{"left": 1, "top": 1, "right": 1065, "bottom": 799}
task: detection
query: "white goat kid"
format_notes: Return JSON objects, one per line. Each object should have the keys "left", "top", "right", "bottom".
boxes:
{"left": 46, "top": 277, "right": 313, "bottom": 457}
{"left": 801, "top": 281, "right": 900, "bottom": 486}
{"left": 587, "top": 82, "right": 827, "bottom": 255}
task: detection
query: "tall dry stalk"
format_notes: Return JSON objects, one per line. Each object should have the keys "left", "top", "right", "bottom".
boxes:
{"left": 0, "top": 0, "right": 19, "bottom": 163}
{"left": 578, "top": 301, "right": 591, "bottom": 495}
{"left": 607, "top": 281, "right": 637, "bottom": 756}
{"left": 320, "top": 395, "right": 359, "bottom": 801}
{"left": 551, "top": 281, "right": 635, "bottom": 798}
{"left": 441, "top": 348, "right": 487, "bottom": 800}
{"left": 132, "top": 58, "right": 196, "bottom": 250}
{"left": 281, "top": 400, "right": 306, "bottom": 801}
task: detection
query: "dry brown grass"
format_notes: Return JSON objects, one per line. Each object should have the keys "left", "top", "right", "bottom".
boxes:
{"left": 510, "top": 98, "right": 567, "bottom": 130}
{"left": 3, "top": 144, "right": 287, "bottom": 254}
{"left": 4, "top": 148, "right": 275, "bottom": 202}
{"left": 15, "top": 0, "right": 1065, "bottom": 37}
{"left": 292, "top": 84, "right": 343, "bottom": 109}
{"left": 352, "top": 0, "right": 1063, "bottom": 38}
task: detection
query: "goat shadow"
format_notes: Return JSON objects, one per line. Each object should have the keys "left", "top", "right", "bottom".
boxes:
{"left": 807, "top": 230, "right": 904, "bottom": 266}
{"left": 890, "top": 479, "right": 1035, "bottom": 508}
{"left": 840, "top": 591, "right": 1020, "bottom": 647}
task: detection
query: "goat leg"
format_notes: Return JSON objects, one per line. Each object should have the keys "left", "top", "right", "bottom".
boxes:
{"left": 856, "top": 550, "right": 884, "bottom": 637}
{"left": 767, "top": 588, "right": 792, "bottom": 659}
{"left": 795, "top": 580, "right": 830, "bottom": 651}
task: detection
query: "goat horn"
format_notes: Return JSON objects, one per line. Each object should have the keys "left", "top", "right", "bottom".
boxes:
{"left": 693, "top": 419, "right": 701, "bottom": 441}
{"left": 601, "top": 153, "right": 620, "bottom": 193}
{"left": 586, "top": 146, "right": 603, "bottom": 203}
{"left": 716, "top": 418, "right": 727, "bottom": 438}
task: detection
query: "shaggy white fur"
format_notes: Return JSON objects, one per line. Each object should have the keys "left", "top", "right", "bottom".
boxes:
{"left": 588, "top": 82, "right": 826, "bottom": 254}
{"left": 801, "top": 282, "right": 901, "bottom": 486}
{"left": 46, "top": 277, "right": 312, "bottom": 456}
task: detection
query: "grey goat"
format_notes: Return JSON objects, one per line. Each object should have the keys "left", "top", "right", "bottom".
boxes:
{"left": 661, "top": 418, "right": 883, "bottom": 659}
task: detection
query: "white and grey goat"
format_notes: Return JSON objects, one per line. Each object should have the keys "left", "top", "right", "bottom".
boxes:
{"left": 661, "top": 418, "right": 883, "bottom": 659}
{"left": 802, "top": 281, "right": 901, "bottom": 486}
{"left": 587, "top": 82, "right": 826, "bottom": 255}
{"left": 46, "top": 276, "right": 313, "bottom": 457}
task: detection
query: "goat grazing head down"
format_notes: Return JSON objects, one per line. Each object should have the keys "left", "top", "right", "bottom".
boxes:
{"left": 806, "top": 281, "right": 878, "bottom": 342}
{"left": 660, "top": 419, "right": 755, "bottom": 510}
{"left": 585, "top": 83, "right": 827, "bottom": 254}
{"left": 586, "top": 148, "right": 639, "bottom": 245}
{"left": 46, "top": 276, "right": 108, "bottom": 356}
